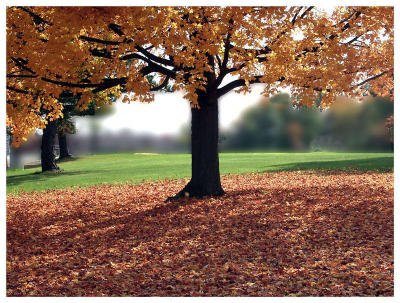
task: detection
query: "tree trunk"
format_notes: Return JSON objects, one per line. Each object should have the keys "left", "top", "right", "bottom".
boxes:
{"left": 41, "top": 119, "right": 60, "bottom": 172}
{"left": 58, "top": 132, "right": 72, "bottom": 159}
{"left": 167, "top": 93, "right": 224, "bottom": 200}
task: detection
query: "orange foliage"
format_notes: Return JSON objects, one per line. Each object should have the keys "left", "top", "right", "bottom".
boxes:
{"left": 7, "top": 7, "right": 394, "bottom": 145}
{"left": 7, "top": 171, "right": 393, "bottom": 296}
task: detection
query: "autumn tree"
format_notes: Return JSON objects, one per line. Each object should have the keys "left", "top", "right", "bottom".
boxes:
{"left": 7, "top": 7, "right": 393, "bottom": 198}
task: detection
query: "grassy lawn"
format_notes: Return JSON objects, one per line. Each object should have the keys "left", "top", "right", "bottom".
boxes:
{"left": 6, "top": 152, "right": 393, "bottom": 194}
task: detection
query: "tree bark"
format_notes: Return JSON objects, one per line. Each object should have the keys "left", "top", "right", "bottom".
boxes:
{"left": 41, "top": 119, "right": 60, "bottom": 172}
{"left": 58, "top": 132, "right": 72, "bottom": 159}
{"left": 167, "top": 93, "right": 225, "bottom": 200}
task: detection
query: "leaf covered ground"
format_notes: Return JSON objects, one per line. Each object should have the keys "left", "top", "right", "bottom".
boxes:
{"left": 7, "top": 171, "right": 393, "bottom": 296}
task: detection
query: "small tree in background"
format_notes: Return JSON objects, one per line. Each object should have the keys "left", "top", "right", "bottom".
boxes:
{"left": 41, "top": 91, "right": 116, "bottom": 172}
{"left": 223, "top": 93, "right": 323, "bottom": 151}
{"left": 223, "top": 94, "right": 393, "bottom": 152}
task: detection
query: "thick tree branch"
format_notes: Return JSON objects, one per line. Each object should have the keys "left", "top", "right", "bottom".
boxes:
{"left": 7, "top": 74, "right": 38, "bottom": 78}
{"left": 216, "top": 76, "right": 263, "bottom": 98}
{"left": 353, "top": 70, "right": 390, "bottom": 88}
{"left": 92, "top": 78, "right": 128, "bottom": 93}
{"left": 10, "top": 57, "right": 36, "bottom": 74}
{"left": 18, "top": 6, "right": 51, "bottom": 25}
{"left": 221, "top": 26, "right": 233, "bottom": 69}
{"left": 121, "top": 53, "right": 176, "bottom": 79}
{"left": 215, "top": 18, "right": 234, "bottom": 87}
{"left": 135, "top": 45, "right": 175, "bottom": 67}
{"left": 81, "top": 32, "right": 176, "bottom": 76}
{"left": 90, "top": 48, "right": 112, "bottom": 58}
{"left": 41, "top": 77, "right": 127, "bottom": 91}
{"left": 7, "top": 86, "right": 30, "bottom": 94}
{"left": 120, "top": 52, "right": 148, "bottom": 61}
{"left": 216, "top": 79, "right": 245, "bottom": 97}
{"left": 108, "top": 23, "right": 124, "bottom": 36}
{"left": 82, "top": 23, "right": 175, "bottom": 68}
{"left": 206, "top": 53, "right": 215, "bottom": 74}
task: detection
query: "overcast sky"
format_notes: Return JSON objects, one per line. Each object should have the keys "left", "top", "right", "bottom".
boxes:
{"left": 74, "top": 84, "right": 279, "bottom": 137}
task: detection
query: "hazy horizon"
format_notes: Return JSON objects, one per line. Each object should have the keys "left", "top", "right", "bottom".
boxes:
{"left": 74, "top": 84, "right": 278, "bottom": 137}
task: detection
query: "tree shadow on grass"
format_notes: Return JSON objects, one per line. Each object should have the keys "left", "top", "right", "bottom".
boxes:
{"left": 6, "top": 170, "right": 111, "bottom": 188}
{"left": 56, "top": 156, "right": 80, "bottom": 163}
{"left": 263, "top": 157, "right": 393, "bottom": 173}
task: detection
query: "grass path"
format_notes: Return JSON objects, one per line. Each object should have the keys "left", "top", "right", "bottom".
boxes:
{"left": 6, "top": 152, "right": 393, "bottom": 193}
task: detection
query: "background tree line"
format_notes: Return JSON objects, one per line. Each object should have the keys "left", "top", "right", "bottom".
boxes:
{"left": 219, "top": 93, "right": 393, "bottom": 152}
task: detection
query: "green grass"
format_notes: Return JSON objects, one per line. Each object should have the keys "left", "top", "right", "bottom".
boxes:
{"left": 6, "top": 152, "right": 393, "bottom": 194}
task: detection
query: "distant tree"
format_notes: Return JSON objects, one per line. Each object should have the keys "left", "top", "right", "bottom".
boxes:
{"left": 57, "top": 115, "right": 76, "bottom": 160}
{"left": 41, "top": 91, "right": 116, "bottom": 172}
{"left": 225, "top": 94, "right": 393, "bottom": 152}
{"left": 385, "top": 115, "right": 394, "bottom": 149}
{"left": 224, "top": 93, "right": 322, "bottom": 150}
{"left": 323, "top": 96, "right": 393, "bottom": 151}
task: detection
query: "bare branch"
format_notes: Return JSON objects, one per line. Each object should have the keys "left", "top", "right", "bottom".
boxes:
{"left": 41, "top": 77, "right": 128, "bottom": 92}
{"left": 7, "top": 74, "right": 38, "bottom": 78}
{"left": 7, "top": 86, "right": 30, "bottom": 94}
{"left": 18, "top": 6, "right": 51, "bottom": 25}
{"left": 10, "top": 57, "right": 36, "bottom": 74}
